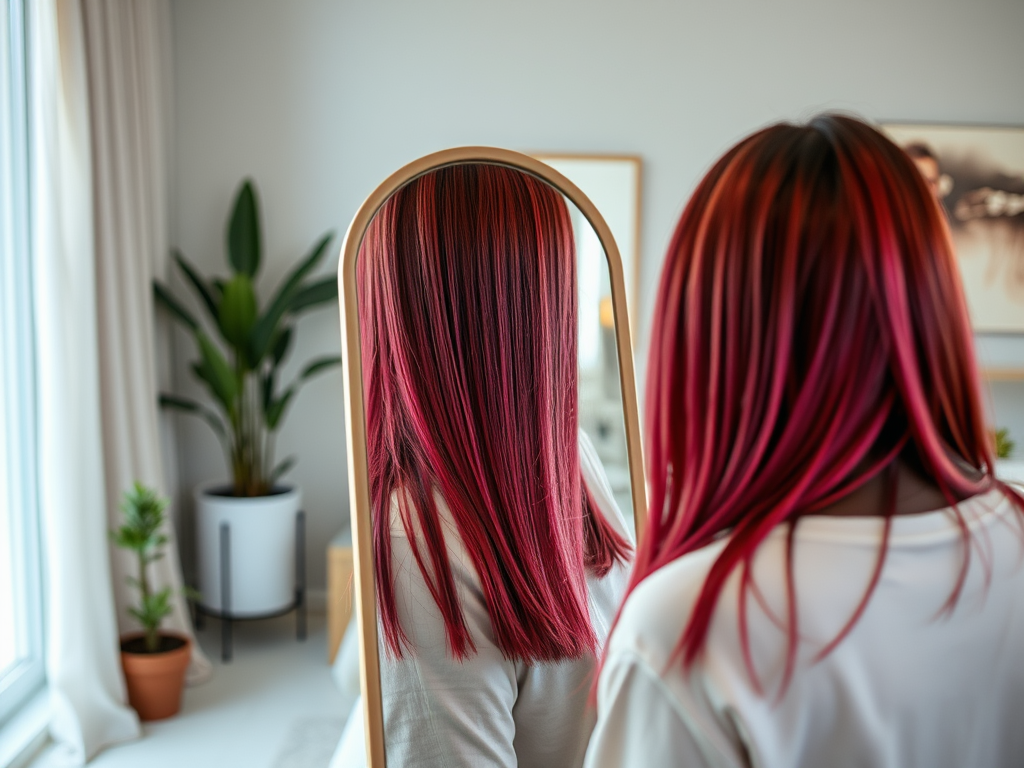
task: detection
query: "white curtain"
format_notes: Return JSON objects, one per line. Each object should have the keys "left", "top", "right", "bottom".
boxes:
{"left": 80, "top": 0, "right": 212, "bottom": 686}
{"left": 28, "top": 0, "right": 140, "bottom": 763}
{"left": 29, "top": 0, "right": 212, "bottom": 762}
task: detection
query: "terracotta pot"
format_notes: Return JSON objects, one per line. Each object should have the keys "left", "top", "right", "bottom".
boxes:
{"left": 120, "top": 632, "right": 191, "bottom": 721}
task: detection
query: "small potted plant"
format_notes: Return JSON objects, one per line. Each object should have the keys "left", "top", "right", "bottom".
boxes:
{"left": 113, "top": 483, "right": 191, "bottom": 721}
{"left": 994, "top": 427, "right": 1024, "bottom": 486}
{"left": 155, "top": 178, "right": 340, "bottom": 615}
{"left": 995, "top": 428, "right": 1015, "bottom": 461}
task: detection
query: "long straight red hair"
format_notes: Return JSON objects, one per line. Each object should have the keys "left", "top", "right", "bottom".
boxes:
{"left": 358, "top": 163, "right": 630, "bottom": 662}
{"left": 636, "top": 114, "right": 1018, "bottom": 689}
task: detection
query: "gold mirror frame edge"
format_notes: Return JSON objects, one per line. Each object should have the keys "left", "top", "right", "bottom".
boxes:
{"left": 336, "top": 146, "right": 648, "bottom": 768}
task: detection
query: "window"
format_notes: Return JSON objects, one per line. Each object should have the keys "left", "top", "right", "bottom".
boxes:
{"left": 0, "top": 0, "right": 44, "bottom": 727}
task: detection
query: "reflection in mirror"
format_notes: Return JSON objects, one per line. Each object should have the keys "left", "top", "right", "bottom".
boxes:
{"left": 335, "top": 152, "right": 644, "bottom": 768}
{"left": 533, "top": 155, "right": 641, "bottom": 325}
{"left": 569, "top": 199, "right": 633, "bottom": 523}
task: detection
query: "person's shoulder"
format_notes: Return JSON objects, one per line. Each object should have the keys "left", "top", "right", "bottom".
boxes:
{"left": 608, "top": 541, "right": 727, "bottom": 670}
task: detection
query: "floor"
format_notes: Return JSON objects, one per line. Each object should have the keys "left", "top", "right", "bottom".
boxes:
{"left": 31, "top": 613, "right": 354, "bottom": 768}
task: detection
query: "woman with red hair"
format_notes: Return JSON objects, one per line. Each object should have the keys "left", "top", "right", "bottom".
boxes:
{"left": 357, "top": 163, "right": 632, "bottom": 768}
{"left": 586, "top": 115, "right": 1024, "bottom": 767}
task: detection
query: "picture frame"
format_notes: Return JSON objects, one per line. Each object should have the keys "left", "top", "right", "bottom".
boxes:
{"left": 883, "top": 122, "right": 1024, "bottom": 334}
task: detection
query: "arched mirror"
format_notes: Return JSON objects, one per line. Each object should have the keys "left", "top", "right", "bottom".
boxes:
{"left": 336, "top": 148, "right": 645, "bottom": 768}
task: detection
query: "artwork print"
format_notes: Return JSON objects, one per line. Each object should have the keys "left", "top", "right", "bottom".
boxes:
{"left": 884, "top": 123, "right": 1024, "bottom": 332}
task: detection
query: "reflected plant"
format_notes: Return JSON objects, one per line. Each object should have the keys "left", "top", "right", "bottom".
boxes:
{"left": 155, "top": 179, "right": 340, "bottom": 496}
{"left": 995, "top": 427, "right": 1015, "bottom": 459}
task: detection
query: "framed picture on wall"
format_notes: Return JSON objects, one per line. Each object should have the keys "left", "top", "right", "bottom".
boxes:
{"left": 883, "top": 123, "right": 1024, "bottom": 333}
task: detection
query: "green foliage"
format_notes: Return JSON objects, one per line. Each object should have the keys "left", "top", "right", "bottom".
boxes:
{"left": 218, "top": 274, "right": 258, "bottom": 349}
{"left": 154, "top": 178, "right": 341, "bottom": 496}
{"left": 995, "top": 427, "right": 1015, "bottom": 459}
{"left": 111, "top": 483, "right": 174, "bottom": 653}
{"left": 228, "top": 181, "right": 261, "bottom": 277}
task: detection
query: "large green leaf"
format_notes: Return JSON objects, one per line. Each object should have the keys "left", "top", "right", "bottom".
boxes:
{"left": 261, "top": 357, "right": 340, "bottom": 434}
{"left": 191, "top": 360, "right": 234, "bottom": 416}
{"left": 300, "top": 355, "right": 342, "bottom": 381}
{"left": 153, "top": 282, "right": 198, "bottom": 330}
{"left": 288, "top": 277, "right": 338, "bottom": 314}
{"left": 265, "top": 388, "right": 294, "bottom": 431}
{"left": 248, "top": 233, "right": 334, "bottom": 365}
{"left": 159, "top": 394, "right": 229, "bottom": 445}
{"left": 218, "top": 274, "right": 258, "bottom": 351}
{"left": 172, "top": 250, "right": 219, "bottom": 323}
{"left": 269, "top": 456, "right": 296, "bottom": 485}
{"left": 274, "top": 232, "right": 334, "bottom": 308}
{"left": 194, "top": 332, "right": 238, "bottom": 412}
{"left": 270, "top": 326, "right": 293, "bottom": 368}
{"left": 228, "top": 180, "right": 261, "bottom": 277}
{"left": 261, "top": 372, "right": 275, "bottom": 412}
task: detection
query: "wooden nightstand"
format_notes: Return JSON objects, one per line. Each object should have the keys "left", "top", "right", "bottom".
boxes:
{"left": 327, "top": 529, "right": 354, "bottom": 663}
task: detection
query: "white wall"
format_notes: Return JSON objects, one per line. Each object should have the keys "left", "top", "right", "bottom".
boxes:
{"left": 170, "top": 0, "right": 352, "bottom": 589}
{"left": 170, "top": 0, "right": 1024, "bottom": 588}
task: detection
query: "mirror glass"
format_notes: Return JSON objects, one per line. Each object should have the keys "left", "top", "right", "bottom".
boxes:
{"left": 533, "top": 155, "right": 641, "bottom": 329}
{"left": 336, "top": 154, "right": 643, "bottom": 768}
{"left": 566, "top": 195, "right": 634, "bottom": 523}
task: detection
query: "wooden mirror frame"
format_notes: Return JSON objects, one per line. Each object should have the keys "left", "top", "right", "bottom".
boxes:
{"left": 337, "top": 147, "right": 647, "bottom": 768}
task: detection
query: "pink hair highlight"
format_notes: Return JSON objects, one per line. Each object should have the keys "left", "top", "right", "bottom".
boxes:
{"left": 634, "top": 115, "right": 1021, "bottom": 692}
{"left": 358, "top": 163, "right": 630, "bottom": 662}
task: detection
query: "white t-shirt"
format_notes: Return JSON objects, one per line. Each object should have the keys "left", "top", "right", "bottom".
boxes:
{"left": 586, "top": 487, "right": 1024, "bottom": 768}
{"left": 380, "top": 432, "right": 633, "bottom": 768}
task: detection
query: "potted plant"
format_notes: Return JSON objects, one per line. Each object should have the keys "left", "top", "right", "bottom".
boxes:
{"left": 995, "top": 428, "right": 1015, "bottom": 461}
{"left": 994, "top": 427, "right": 1024, "bottom": 485}
{"left": 155, "top": 178, "right": 340, "bottom": 615}
{"left": 114, "top": 483, "right": 191, "bottom": 721}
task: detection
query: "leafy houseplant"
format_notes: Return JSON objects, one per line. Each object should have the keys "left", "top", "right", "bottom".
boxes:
{"left": 157, "top": 179, "right": 339, "bottom": 620}
{"left": 113, "top": 483, "right": 191, "bottom": 721}
{"left": 112, "top": 483, "right": 176, "bottom": 652}
{"left": 155, "top": 178, "right": 340, "bottom": 497}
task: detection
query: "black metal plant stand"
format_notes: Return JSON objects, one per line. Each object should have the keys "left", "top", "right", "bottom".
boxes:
{"left": 193, "top": 509, "right": 307, "bottom": 662}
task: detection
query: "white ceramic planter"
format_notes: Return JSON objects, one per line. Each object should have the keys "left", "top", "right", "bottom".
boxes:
{"left": 195, "top": 483, "right": 301, "bottom": 616}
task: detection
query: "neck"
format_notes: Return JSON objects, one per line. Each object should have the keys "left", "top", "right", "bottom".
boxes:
{"left": 813, "top": 461, "right": 971, "bottom": 518}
